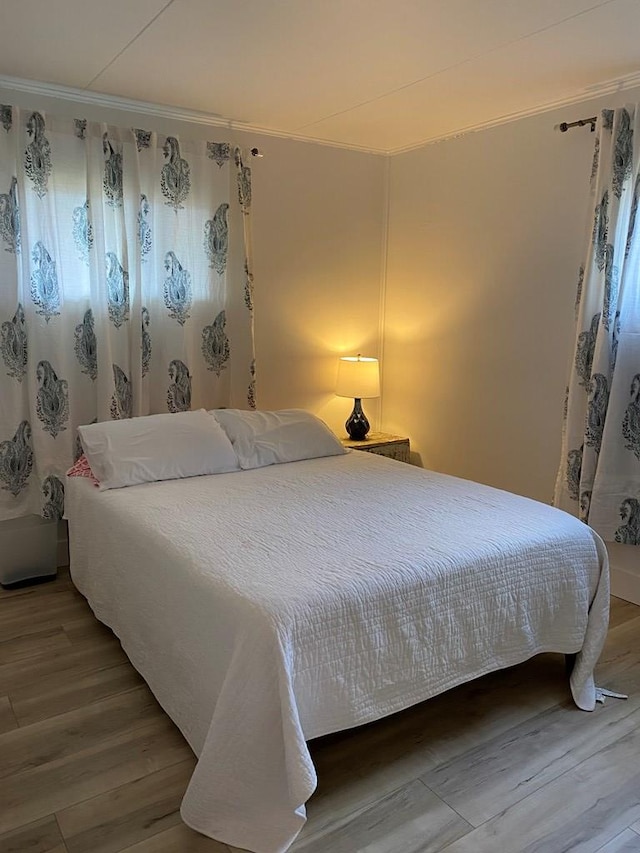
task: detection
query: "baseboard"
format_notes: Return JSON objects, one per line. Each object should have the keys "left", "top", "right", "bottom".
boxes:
{"left": 57, "top": 538, "right": 69, "bottom": 568}
{"left": 610, "top": 567, "right": 640, "bottom": 606}
{"left": 57, "top": 520, "right": 69, "bottom": 568}
{"left": 608, "top": 542, "right": 640, "bottom": 606}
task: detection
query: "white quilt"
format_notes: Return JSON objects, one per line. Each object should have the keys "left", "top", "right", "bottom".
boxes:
{"left": 65, "top": 451, "right": 609, "bottom": 853}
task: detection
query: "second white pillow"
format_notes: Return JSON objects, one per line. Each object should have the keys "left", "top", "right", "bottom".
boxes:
{"left": 211, "top": 408, "right": 347, "bottom": 469}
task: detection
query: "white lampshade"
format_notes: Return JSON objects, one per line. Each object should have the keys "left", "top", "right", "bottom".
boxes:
{"left": 335, "top": 355, "right": 380, "bottom": 399}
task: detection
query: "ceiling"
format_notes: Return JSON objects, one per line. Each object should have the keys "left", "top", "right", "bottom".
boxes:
{"left": 1, "top": 0, "right": 640, "bottom": 154}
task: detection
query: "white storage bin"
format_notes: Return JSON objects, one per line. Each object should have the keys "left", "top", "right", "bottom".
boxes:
{"left": 0, "top": 514, "right": 58, "bottom": 587}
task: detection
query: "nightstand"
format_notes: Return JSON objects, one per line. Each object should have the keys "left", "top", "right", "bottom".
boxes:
{"left": 340, "top": 431, "right": 411, "bottom": 463}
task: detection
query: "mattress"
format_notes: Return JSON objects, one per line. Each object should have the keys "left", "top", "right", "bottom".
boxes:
{"left": 65, "top": 450, "right": 609, "bottom": 853}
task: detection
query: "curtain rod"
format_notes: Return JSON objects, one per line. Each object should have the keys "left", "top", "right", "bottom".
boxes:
{"left": 559, "top": 116, "right": 597, "bottom": 133}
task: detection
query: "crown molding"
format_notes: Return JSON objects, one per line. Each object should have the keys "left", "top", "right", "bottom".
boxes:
{"left": 0, "top": 73, "right": 232, "bottom": 128}
{"left": 2, "top": 70, "right": 640, "bottom": 159}
{"left": 388, "top": 70, "right": 640, "bottom": 155}
{"left": 0, "top": 74, "right": 387, "bottom": 156}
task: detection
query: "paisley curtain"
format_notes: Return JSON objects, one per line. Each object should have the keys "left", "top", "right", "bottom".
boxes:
{"left": 554, "top": 105, "right": 640, "bottom": 545}
{"left": 0, "top": 106, "right": 255, "bottom": 522}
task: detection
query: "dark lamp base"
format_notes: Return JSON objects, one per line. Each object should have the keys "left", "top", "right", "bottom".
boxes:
{"left": 345, "top": 398, "right": 370, "bottom": 441}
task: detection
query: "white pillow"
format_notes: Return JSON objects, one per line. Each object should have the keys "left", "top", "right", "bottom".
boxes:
{"left": 211, "top": 408, "right": 347, "bottom": 470}
{"left": 78, "top": 409, "right": 239, "bottom": 490}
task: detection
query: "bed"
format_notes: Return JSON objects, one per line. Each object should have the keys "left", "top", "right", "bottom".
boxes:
{"left": 65, "top": 411, "right": 610, "bottom": 853}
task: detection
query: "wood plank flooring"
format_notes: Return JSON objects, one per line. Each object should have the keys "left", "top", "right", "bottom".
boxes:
{"left": 1, "top": 569, "right": 639, "bottom": 852}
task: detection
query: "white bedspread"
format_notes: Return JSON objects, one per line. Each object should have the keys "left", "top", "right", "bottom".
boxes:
{"left": 65, "top": 451, "right": 609, "bottom": 853}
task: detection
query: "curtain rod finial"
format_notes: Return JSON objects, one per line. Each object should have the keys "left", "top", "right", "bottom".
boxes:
{"left": 557, "top": 116, "right": 597, "bottom": 134}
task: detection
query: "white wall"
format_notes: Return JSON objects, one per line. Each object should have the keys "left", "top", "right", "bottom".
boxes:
{"left": 383, "top": 87, "right": 640, "bottom": 504}
{"left": 250, "top": 137, "right": 386, "bottom": 433}
{"left": 0, "top": 85, "right": 388, "bottom": 437}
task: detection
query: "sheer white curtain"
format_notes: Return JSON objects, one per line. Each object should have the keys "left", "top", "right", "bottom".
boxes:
{"left": 0, "top": 107, "right": 255, "bottom": 521}
{"left": 555, "top": 105, "right": 640, "bottom": 545}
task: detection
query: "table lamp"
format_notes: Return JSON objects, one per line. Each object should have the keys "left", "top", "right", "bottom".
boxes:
{"left": 335, "top": 355, "right": 380, "bottom": 440}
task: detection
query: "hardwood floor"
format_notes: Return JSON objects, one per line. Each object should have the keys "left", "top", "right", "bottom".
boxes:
{"left": 1, "top": 570, "right": 639, "bottom": 853}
